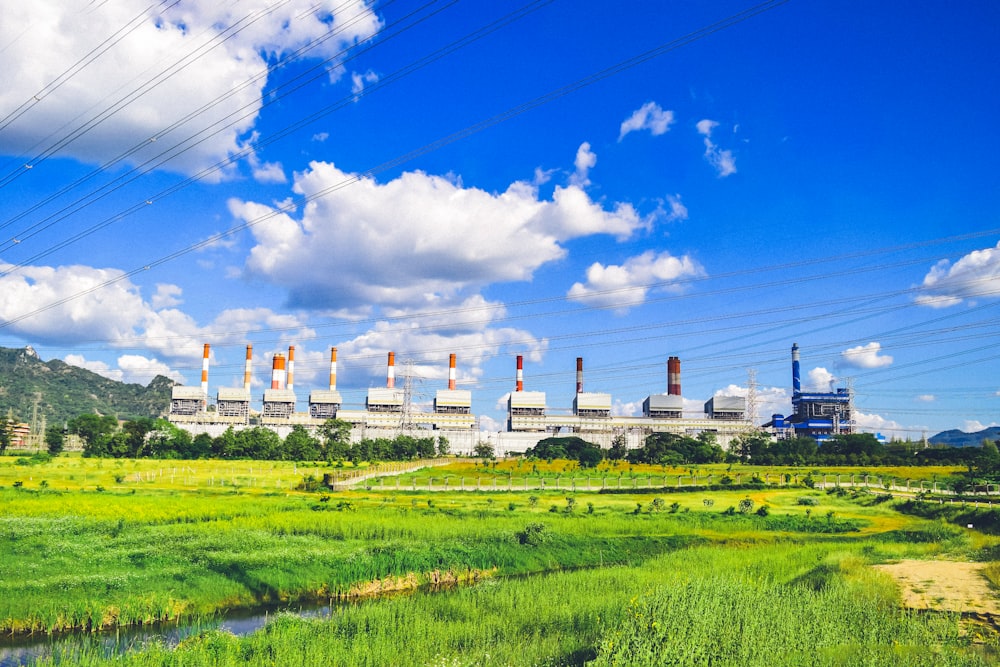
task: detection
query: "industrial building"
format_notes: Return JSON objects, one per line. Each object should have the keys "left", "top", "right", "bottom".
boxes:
{"left": 766, "top": 343, "right": 853, "bottom": 442}
{"left": 169, "top": 344, "right": 753, "bottom": 452}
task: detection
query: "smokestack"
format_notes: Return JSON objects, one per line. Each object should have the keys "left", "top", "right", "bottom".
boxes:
{"left": 201, "top": 343, "right": 210, "bottom": 397}
{"left": 271, "top": 353, "right": 286, "bottom": 390}
{"left": 243, "top": 345, "right": 253, "bottom": 392}
{"left": 792, "top": 343, "right": 801, "bottom": 394}
{"left": 668, "top": 356, "right": 681, "bottom": 396}
{"left": 329, "top": 347, "right": 338, "bottom": 390}
{"left": 516, "top": 355, "right": 524, "bottom": 392}
{"left": 576, "top": 357, "right": 584, "bottom": 394}
{"left": 387, "top": 351, "right": 396, "bottom": 388}
{"left": 287, "top": 345, "right": 295, "bottom": 391}
{"left": 448, "top": 353, "right": 457, "bottom": 390}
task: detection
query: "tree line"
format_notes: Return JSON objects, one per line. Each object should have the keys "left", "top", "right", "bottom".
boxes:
{"left": 50, "top": 415, "right": 449, "bottom": 462}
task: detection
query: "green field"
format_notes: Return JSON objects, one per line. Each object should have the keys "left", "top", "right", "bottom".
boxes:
{"left": 2, "top": 455, "right": 997, "bottom": 665}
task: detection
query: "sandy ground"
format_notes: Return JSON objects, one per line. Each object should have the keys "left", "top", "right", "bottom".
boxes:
{"left": 876, "top": 560, "right": 1000, "bottom": 615}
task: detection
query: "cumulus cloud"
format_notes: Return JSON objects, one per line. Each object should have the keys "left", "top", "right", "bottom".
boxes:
{"left": 807, "top": 367, "right": 836, "bottom": 392}
{"left": 664, "top": 194, "right": 688, "bottom": 222}
{"left": 570, "top": 142, "right": 597, "bottom": 187}
{"left": 915, "top": 394, "right": 935, "bottom": 402}
{"left": 0, "top": 260, "right": 309, "bottom": 364}
{"left": 612, "top": 399, "right": 642, "bottom": 417}
{"left": 962, "top": 420, "right": 1000, "bottom": 433}
{"left": 713, "top": 383, "right": 789, "bottom": 424}
{"left": 618, "top": 102, "right": 675, "bottom": 141}
{"left": 566, "top": 250, "right": 704, "bottom": 312}
{"left": 840, "top": 342, "right": 893, "bottom": 369}
{"left": 0, "top": 1, "right": 381, "bottom": 177}
{"left": 696, "top": 119, "right": 737, "bottom": 177}
{"left": 854, "top": 410, "right": 905, "bottom": 435}
{"left": 916, "top": 241, "right": 1000, "bottom": 308}
{"left": 233, "top": 158, "right": 651, "bottom": 313}
{"left": 65, "top": 353, "right": 183, "bottom": 385}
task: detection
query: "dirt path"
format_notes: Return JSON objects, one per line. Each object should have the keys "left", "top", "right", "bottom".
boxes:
{"left": 876, "top": 560, "right": 999, "bottom": 615}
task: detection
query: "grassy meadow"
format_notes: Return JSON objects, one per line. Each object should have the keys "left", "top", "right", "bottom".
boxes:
{"left": 1, "top": 454, "right": 996, "bottom": 665}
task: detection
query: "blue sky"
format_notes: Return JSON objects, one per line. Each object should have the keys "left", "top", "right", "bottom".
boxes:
{"left": 1, "top": 0, "right": 998, "bottom": 438}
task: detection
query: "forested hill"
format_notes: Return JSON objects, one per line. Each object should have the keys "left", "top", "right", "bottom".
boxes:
{"left": 0, "top": 346, "right": 174, "bottom": 426}
{"left": 929, "top": 427, "right": 1000, "bottom": 449}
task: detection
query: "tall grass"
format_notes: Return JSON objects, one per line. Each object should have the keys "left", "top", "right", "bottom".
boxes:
{"left": 29, "top": 543, "right": 987, "bottom": 667}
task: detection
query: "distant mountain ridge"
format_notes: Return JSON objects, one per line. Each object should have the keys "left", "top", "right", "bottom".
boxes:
{"left": 928, "top": 427, "right": 1000, "bottom": 449}
{"left": 0, "top": 346, "right": 174, "bottom": 426}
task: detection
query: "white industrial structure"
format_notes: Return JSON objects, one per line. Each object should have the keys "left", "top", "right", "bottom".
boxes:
{"left": 169, "top": 344, "right": 752, "bottom": 453}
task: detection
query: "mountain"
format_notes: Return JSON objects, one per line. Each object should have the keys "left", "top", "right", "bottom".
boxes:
{"left": 928, "top": 427, "right": 1000, "bottom": 449}
{"left": 0, "top": 346, "right": 174, "bottom": 426}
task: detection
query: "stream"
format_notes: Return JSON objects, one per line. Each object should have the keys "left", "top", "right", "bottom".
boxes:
{"left": 0, "top": 597, "right": 347, "bottom": 666}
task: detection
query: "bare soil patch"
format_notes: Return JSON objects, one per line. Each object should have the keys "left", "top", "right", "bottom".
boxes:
{"left": 876, "top": 559, "right": 999, "bottom": 615}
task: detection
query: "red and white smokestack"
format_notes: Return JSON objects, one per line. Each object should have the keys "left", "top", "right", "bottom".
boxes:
{"left": 329, "top": 347, "right": 338, "bottom": 390}
{"left": 386, "top": 352, "right": 396, "bottom": 388}
{"left": 448, "top": 353, "right": 457, "bottom": 390}
{"left": 668, "top": 356, "right": 682, "bottom": 396}
{"left": 576, "top": 357, "right": 584, "bottom": 394}
{"left": 271, "top": 353, "right": 286, "bottom": 390}
{"left": 243, "top": 345, "right": 253, "bottom": 392}
{"left": 201, "top": 343, "right": 210, "bottom": 396}
{"left": 516, "top": 355, "right": 524, "bottom": 392}
{"left": 287, "top": 345, "right": 295, "bottom": 392}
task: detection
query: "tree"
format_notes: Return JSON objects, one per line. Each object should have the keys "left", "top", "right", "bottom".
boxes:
{"left": 68, "top": 414, "right": 118, "bottom": 456}
{"left": 436, "top": 436, "right": 450, "bottom": 457}
{"left": 608, "top": 433, "right": 627, "bottom": 460}
{"left": 283, "top": 425, "right": 322, "bottom": 461}
{"left": 318, "top": 418, "right": 352, "bottom": 461}
{"left": 45, "top": 424, "right": 65, "bottom": 456}
{"left": 474, "top": 441, "right": 495, "bottom": 459}
{"left": 122, "top": 418, "right": 155, "bottom": 458}
{"left": 0, "top": 417, "right": 11, "bottom": 455}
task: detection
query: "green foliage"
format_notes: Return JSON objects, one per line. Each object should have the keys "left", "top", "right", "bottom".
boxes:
{"left": 473, "top": 441, "right": 495, "bottom": 459}
{"left": 514, "top": 522, "right": 549, "bottom": 546}
{"left": 627, "top": 432, "right": 724, "bottom": 465}
{"left": 526, "top": 436, "right": 604, "bottom": 469}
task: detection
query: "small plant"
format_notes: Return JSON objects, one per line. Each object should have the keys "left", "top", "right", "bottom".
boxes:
{"left": 528, "top": 495, "right": 539, "bottom": 508}
{"left": 649, "top": 498, "right": 665, "bottom": 512}
{"left": 95, "top": 485, "right": 105, "bottom": 493}
{"left": 633, "top": 503, "right": 643, "bottom": 515}
{"left": 703, "top": 498, "right": 714, "bottom": 507}
{"left": 114, "top": 473, "right": 125, "bottom": 484}
{"left": 548, "top": 504, "right": 559, "bottom": 513}
{"left": 507, "top": 502, "right": 516, "bottom": 512}
{"left": 723, "top": 506, "right": 736, "bottom": 516}
{"left": 756, "top": 505, "right": 770, "bottom": 517}
{"left": 586, "top": 501, "right": 595, "bottom": 515}
{"left": 564, "top": 497, "right": 577, "bottom": 513}
{"left": 797, "top": 497, "right": 820, "bottom": 506}
{"left": 515, "top": 522, "right": 548, "bottom": 546}
{"left": 39, "top": 480, "right": 48, "bottom": 489}
{"left": 719, "top": 475, "right": 734, "bottom": 486}
{"left": 738, "top": 498, "right": 755, "bottom": 514}
{"left": 426, "top": 499, "right": 434, "bottom": 508}
{"left": 319, "top": 495, "right": 331, "bottom": 502}
{"left": 669, "top": 502, "right": 681, "bottom": 513}
{"left": 803, "top": 474, "right": 816, "bottom": 489}
{"left": 12, "top": 480, "right": 23, "bottom": 488}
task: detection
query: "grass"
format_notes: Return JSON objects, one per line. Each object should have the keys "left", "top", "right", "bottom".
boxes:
{"left": 2, "top": 455, "right": 997, "bottom": 665}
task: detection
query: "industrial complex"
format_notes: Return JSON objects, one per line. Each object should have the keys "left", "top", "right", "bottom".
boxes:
{"left": 168, "top": 343, "right": 851, "bottom": 454}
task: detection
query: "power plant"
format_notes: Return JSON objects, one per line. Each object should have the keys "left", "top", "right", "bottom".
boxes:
{"left": 168, "top": 343, "right": 793, "bottom": 454}
{"left": 765, "top": 343, "right": 854, "bottom": 441}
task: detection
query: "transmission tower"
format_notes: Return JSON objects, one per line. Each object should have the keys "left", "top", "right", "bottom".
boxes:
{"left": 400, "top": 358, "right": 415, "bottom": 433}
{"left": 745, "top": 368, "right": 758, "bottom": 431}
{"left": 845, "top": 376, "right": 856, "bottom": 434}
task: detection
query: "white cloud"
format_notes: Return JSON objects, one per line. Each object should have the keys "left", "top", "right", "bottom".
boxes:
{"left": 252, "top": 161, "right": 287, "bottom": 185}
{"left": 696, "top": 118, "right": 736, "bottom": 177}
{"left": 664, "top": 194, "right": 688, "bottom": 222}
{"left": 570, "top": 142, "right": 597, "bottom": 187}
{"left": 64, "top": 353, "right": 182, "bottom": 385}
{"left": 566, "top": 250, "right": 704, "bottom": 312}
{"left": 840, "top": 342, "right": 893, "bottom": 369}
{"left": 350, "top": 69, "right": 379, "bottom": 97}
{"left": 0, "top": 260, "right": 309, "bottom": 363}
{"left": 233, "top": 157, "right": 651, "bottom": 313}
{"left": 915, "top": 394, "right": 935, "bottom": 402}
{"left": 312, "top": 132, "right": 329, "bottom": 142}
{"left": 854, "top": 410, "right": 905, "bottom": 435}
{"left": 713, "top": 383, "right": 789, "bottom": 424}
{"left": 0, "top": 1, "right": 381, "bottom": 178}
{"left": 151, "top": 283, "right": 183, "bottom": 309}
{"left": 962, "top": 420, "right": 1000, "bottom": 433}
{"left": 618, "top": 102, "right": 675, "bottom": 141}
{"left": 916, "top": 241, "right": 1000, "bottom": 308}
{"left": 479, "top": 414, "right": 503, "bottom": 432}
{"left": 612, "top": 399, "right": 642, "bottom": 417}
{"left": 806, "top": 367, "right": 836, "bottom": 391}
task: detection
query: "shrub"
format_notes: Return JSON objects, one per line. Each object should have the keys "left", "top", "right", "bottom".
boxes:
{"left": 796, "top": 497, "right": 819, "bottom": 506}
{"left": 756, "top": 505, "right": 770, "bottom": 517}
{"left": 737, "top": 498, "right": 755, "bottom": 514}
{"left": 515, "top": 522, "right": 548, "bottom": 546}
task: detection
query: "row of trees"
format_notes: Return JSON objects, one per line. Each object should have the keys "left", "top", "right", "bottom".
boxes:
{"left": 60, "top": 415, "right": 449, "bottom": 462}
{"left": 731, "top": 432, "right": 999, "bottom": 468}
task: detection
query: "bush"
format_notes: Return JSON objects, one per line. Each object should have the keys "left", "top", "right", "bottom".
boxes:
{"left": 756, "top": 505, "right": 770, "bottom": 517}
{"left": 515, "top": 522, "right": 548, "bottom": 546}
{"left": 796, "top": 497, "right": 819, "bottom": 506}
